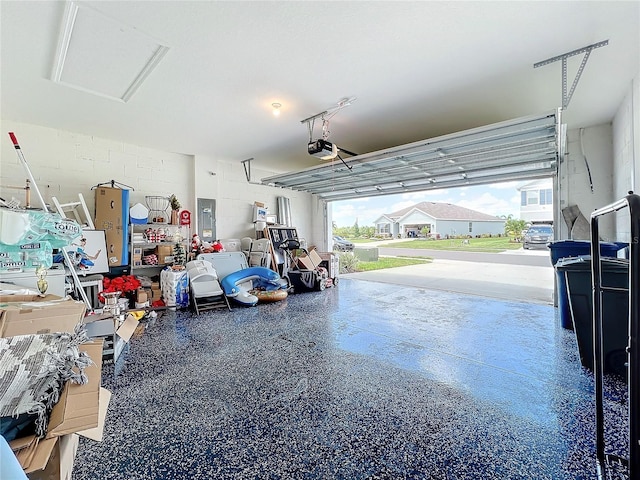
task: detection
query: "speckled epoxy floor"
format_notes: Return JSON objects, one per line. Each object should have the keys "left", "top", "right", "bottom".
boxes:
{"left": 72, "top": 279, "right": 628, "bottom": 480}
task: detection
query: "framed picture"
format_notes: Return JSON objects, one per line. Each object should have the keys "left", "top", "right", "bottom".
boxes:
{"left": 54, "top": 229, "right": 109, "bottom": 274}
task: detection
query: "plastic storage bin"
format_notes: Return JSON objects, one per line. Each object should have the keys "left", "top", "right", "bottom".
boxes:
{"left": 549, "top": 240, "right": 626, "bottom": 329}
{"left": 555, "top": 255, "right": 629, "bottom": 378}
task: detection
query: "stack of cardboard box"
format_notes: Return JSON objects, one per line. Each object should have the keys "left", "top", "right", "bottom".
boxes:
{"left": 0, "top": 295, "right": 110, "bottom": 479}
{"left": 154, "top": 244, "right": 173, "bottom": 265}
{"left": 8, "top": 340, "right": 110, "bottom": 480}
{"left": 151, "top": 281, "right": 162, "bottom": 302}
{"left": 132, "top": 247, "right": 143, "bottom": 267}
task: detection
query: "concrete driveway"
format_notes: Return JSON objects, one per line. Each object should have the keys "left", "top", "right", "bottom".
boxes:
{"left": 342, "top": 241, "right": 554, "bottom": 305}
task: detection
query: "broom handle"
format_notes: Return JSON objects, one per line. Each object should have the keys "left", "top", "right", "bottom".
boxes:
{"left": 8, "top": 133, "right": 48, "bottom": 212}
{"left": 8, "top": 132, "right": 93, "bottom": 311}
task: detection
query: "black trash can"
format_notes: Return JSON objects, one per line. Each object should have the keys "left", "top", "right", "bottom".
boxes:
{"left": 555, "top": 255, "right": 629, "bottom": 378}
{"left": 548, "top": 240, "right": 626, "bottom": 329}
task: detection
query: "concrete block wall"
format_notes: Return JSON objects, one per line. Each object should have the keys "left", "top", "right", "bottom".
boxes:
{"left": 0, "top": 121, "right": 194, "bottom": 219}
{"left": 194, "top": 156, "right": 315, "bottom": 245}
{"left": 0, "top": 120, "right": 319, "bottom": 249}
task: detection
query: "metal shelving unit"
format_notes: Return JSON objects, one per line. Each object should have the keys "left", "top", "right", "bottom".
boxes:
{"left": 129, "top": 223, "right": 189, "bottom": 274}
{"left": 591, "top": 193, "right": 640, "bottom": 480}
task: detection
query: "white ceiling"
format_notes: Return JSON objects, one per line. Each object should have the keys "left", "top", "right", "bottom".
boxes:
{"left": 1, "top": 1, "right": 639, "bottom": 175}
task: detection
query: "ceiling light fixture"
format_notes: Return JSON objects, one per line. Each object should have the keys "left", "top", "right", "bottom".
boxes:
{"left": 272, "top": 103, "right": 282, "bottom": 117}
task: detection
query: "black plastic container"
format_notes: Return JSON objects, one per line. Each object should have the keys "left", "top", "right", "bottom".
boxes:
{"left": 555, "top": 255, "right": 629, "bottom": 378}
{"left": 549, "top": 240, "right": 626, "bottom": 329}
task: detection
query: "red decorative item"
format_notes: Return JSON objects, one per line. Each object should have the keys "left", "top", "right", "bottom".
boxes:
{"left": 152, "top": 298, "right": 165, "bottom": 308}
{"left": 191, "top": 234, "right": 201, "bottom": 254}
{"left": 99, "top": 275, "right": 142, "bottom": 304}
{"left": 180, "top": 210, "right": 191, "bottom": 227}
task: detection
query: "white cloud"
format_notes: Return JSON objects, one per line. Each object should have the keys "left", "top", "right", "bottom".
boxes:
{"left": 457, "top": 192, "right": 518, "bottom": 217}
{"left": 390, "top": 200, "right": 418, "bottom": 212}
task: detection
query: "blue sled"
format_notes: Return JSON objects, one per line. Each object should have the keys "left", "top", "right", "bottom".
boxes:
{"left": 220, "top": 267, "right": 288, "bottom": 307}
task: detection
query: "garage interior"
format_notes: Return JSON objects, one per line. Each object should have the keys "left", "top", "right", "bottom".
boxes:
{"left": 1, "top": 1, "right": 639, "bottom": 479}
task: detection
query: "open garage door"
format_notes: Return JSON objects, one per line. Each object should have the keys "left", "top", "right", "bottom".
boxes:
{"left": 261, "top": 110, "right": 563, "bottom": 202}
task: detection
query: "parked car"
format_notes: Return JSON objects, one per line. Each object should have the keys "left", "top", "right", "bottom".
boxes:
{"left": 332, "top": 236, "right": 354, "bottom": 252}
{"left": 523, "top": 225, "right": 553, "bottom": 249}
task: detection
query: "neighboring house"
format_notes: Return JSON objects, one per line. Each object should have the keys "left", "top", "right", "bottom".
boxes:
{"left": 373, "top": 202, "right": 505, "bottom": 238}
{"left": 518, "top": 179, "right": 553, "bottom": 224}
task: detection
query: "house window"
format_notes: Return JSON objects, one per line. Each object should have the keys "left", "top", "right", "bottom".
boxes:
{"left": 526, "top": 190, "right": 539, "bottom": 205}
{"left": 377, "top": 223, "right": 390, "bottom": 234}
{"left": 468, "top": 222, "right": 473, "bottom": 233}
{"left": 521, "top": 191, "right": 527, "bottom": 206}
{"left": 540, "top": 189, "right": 553, "bottom": 205}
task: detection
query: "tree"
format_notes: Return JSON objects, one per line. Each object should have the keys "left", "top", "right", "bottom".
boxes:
{"left": 504, "top": 214, "right": 527, "bottom": 238}
{"left": 353, "top": 218, "right": 360, "bottom": 237}
{"left": 360, "top": 226, "right": 375, "bottom": 238}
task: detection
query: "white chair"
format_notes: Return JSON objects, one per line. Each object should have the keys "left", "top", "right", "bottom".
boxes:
{"left": 218, "top": 238, "right": 242, "bottom": 252}
{"left": 241, "top": 237, "right": 253, "bottom": 259}
{"left": 249, "top": 238, "right": 271, "bottom": 269}
{"left": 186, "top": 260, "right": 230, "bottom": 313}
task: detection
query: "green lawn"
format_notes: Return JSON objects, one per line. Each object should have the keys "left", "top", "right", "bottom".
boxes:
{"left": 356, "top": 256, "right": 431, "bottom": 272}
{"left": 378, "top": 237, "right": 521, "bottom": 252}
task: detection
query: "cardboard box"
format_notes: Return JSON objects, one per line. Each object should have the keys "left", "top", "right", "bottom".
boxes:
{"left": 296, "top": 248, "right": 323, "bottom": 271}
{"left": 46, "top": 340, "right": 104, "bottom": 438}
{"left": 12, "top": 387, "right": 111, "bottom": 479}
{"left": 318, "top": 252, "right": 339, "bottom": 279}
{"left": 94, "top": 187, "right": 130, "bottom": 266}
{"left": 137, "top": 289, "right": 148, "bottom": 303}
{"left": 25, "top": 433, "right": 79, "bottom": 480}
{"left": 0, "top": 293, "right": 61, "bottom": 304}
{"left": 9, "top": 341, "right": 111, "bottom": 480}
{"left": 0, "top": 297, "right": 86, "bottom": 337}
{"left": 154, "top": 245, "right": 173, "bottom": 264}
{"left": 83, "top": 313, "right": 139, "bottom": 342}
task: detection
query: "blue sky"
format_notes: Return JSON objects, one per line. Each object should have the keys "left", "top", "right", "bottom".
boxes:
{"left": 331, "top": 180, "right": 524, "bottom": 227}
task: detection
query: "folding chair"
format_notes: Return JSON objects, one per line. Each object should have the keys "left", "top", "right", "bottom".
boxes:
{"left": 186, "top": 260, "right": 231, "bottom": 313}
{"left": 241, "top": 237, "right": 253, "bottom": 259}
{"left": 249, "top": 238, "right": 271, "bottom": 268}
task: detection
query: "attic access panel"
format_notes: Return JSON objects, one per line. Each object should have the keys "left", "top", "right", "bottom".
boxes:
{"left": 261, "top": 110, "right": 561, "bottom": 201}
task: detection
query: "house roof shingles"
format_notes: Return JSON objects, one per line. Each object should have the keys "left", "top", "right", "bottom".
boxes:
{"left": 387, "top": 202, "right": 503, "bottom": 222}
